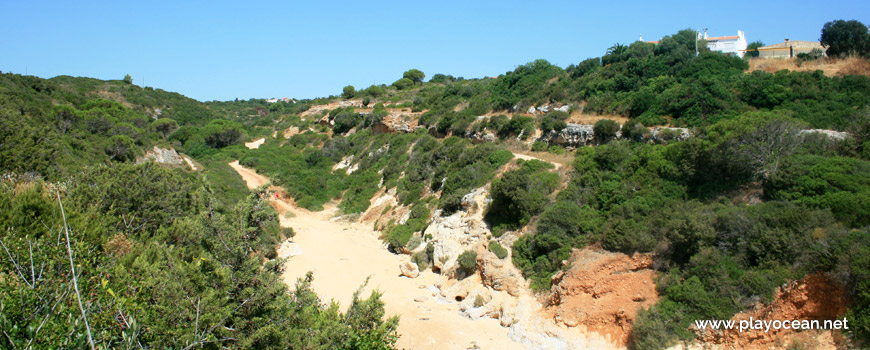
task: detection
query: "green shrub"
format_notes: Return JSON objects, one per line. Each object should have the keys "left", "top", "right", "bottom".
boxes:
{"left": 621, "top": 119, "right": 648, "bottom": 141}
{"left": 392, "top": 78, "right": 414, "bottom": 90}
{"left": 458, "top": 250, "right": 478, "bottom": 274}
{"left": 488, "top": 241, "right": 508, "bottom": 259}
{"left": 593, "top": 119, "right": 620, "bottom": 143}
{"left": 539, "top": 111, "right": 569, "bottom": 133}
{"left": 531, "top": 141, "right": 548, "bottom": 152}
{"left": 548, "top": 145, "right": 565, "bottom": 154}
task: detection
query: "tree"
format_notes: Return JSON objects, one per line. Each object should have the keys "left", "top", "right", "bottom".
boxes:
{"left": 746, "top": 41, "right": 765, "bottom": 58}
{"left": 392, "top": 78, "right": 413, "bottom": 90}
{"left": 105, "top": 135, "right": 139, "bottom": 161}
{"left": 342, "top": 85, "right": 356, "bottom": 99}
{"left": 606, "top": 43, "right": 627, "bottom": 56}
{"left": 365, "top": 84, "right": 385, "bottom": 97}
{"left": 151, "top": 118, "right": 178, "bottom": 140}
{"left": 734, "top": 119, "right": 804, "bottom": 180}
{"left": 123, "top": 74, "right": 133, "bottom": 84}
{"left": 593, "top": 119, "right": 620, "bottom": 143}
{"left": 403, "top": 69, "right": 425, "bottom": 84}
{"left": 820, "top": 19, "right": 870, "bottom": 57}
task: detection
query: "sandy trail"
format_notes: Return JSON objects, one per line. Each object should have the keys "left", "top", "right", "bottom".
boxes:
{"left": 512, "top": 152, "right": 562, "bottom": 170}
{"left": 245, "top": 138, "right": 266, "bottom": 149}
{"left": 229, "top": 161, "right": 524, "bottom": 350}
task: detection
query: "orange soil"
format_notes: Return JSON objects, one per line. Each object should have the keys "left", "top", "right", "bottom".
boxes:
{"left": 696, "top": 273, "right": 852, "bottom": 349}
{"left": 544, "top": 248, "right": 659, "bottom": 347}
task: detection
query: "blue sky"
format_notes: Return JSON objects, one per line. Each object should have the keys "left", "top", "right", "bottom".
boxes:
{"left": 2, "top": 0, "right": 868, "bottom": 101}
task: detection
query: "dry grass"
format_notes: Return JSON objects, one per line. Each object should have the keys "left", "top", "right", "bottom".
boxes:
{"left": 567, "top": 112, "right": 629, "bottom": 125}
{"left": 748, "top": 56, "right": 870, "bottom": 77}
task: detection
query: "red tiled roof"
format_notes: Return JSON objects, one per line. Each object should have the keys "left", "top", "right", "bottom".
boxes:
{"left": 645, "top": 41, "right": 660, "bottom": 44}
{"left": 706, "top": 35, "right": 739, "bottom": 41}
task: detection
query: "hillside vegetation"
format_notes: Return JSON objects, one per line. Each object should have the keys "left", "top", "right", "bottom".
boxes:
{"left": 2, "top": 24, "right": 870, "bottom": 349}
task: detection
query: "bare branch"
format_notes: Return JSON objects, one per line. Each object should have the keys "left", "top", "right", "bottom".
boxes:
{"left": 0, "top": 236, "right": 32, "bottom": 288}
{"left": 57, "top": 193, "right": 95, "bottom": 350}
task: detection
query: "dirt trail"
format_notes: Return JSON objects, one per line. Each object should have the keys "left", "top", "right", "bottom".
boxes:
{"left": 229, "top": 161, "right": 524, "bottom": 350}
{"left": 245, "top": 138, "right": 266, "bottom": 149}
{"left": 512, "top": 152, "right": 562, "bottom": 170}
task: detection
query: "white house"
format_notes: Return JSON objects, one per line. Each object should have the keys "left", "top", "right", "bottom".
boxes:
{"left": 704, "top": 29, "right": 748, "bottom": 58}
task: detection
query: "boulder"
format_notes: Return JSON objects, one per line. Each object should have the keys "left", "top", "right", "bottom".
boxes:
{"left": 400, "top": 259, "right": 420, "bottom": 278}
{"left": 555, "top": 105, "right": 571, "bottom": 113}
{"left": 479, "top": 254, "right": 523, "bottom": 296}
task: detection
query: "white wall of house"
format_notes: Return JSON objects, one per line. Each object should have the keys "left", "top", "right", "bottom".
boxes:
{"left": 705, "top": 30, "right": 748, "bottom": 58}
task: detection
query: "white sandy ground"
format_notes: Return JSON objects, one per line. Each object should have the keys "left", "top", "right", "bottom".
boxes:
{"left": 228, "top": 161, "right": 525, "bottom": 350}
{"left": 245, "top": 138, "right": 266, "bottom": 149}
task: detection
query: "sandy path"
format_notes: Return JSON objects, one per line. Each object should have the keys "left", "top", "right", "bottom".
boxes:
{"left": 245, "top": 138, "right": 266, "bottom": 149}
{"left": 512, "top": 152, "right": 562, "bottom": 170}
{"left": 228, "top": 161, "right": 269, "bottom": 188}
{"left": 229, "top": 161, "right": 524, "bottom": 350}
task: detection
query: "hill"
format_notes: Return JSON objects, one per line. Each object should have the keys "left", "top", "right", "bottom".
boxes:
{"left": 2, "top": 27, "right": 870, "bottom": 349}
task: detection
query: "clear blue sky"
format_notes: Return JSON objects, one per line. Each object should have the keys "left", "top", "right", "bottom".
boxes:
{"left": 2, "top": 0, "right": 868, "bottom": 102}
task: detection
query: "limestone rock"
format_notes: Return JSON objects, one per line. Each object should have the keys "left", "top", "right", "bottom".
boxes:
{"left": 555, "top": 105, "right": 571, "bottom": 113}
{"left": 799, "top": 129, "right": 849, "bottom": 140}
{"left": 425, "top": 209, "right": 489, "bottom": 273}
{"left": 400, "top": 259, "right": 420, "bottom": 278}
{"left": 479, "top": 254, "right": 522, "bottom": 296}
{"left": 137, "top": 146, "right": 185, "bottom": 166}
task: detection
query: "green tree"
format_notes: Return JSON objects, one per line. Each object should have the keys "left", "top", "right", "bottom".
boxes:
{"left": 746, "top": 41, "right": 765, "bottom": 58}
{"left": 593, "top": 119, "right": 620, "bottom": 143}
{"left": 123, "top": 74, "right": 133, "bottom": 84}
{"left": 342, "top": 85, "right": 356, "bottom": 99}
{"left": 105, "top": 135, "right": 139, "bottom": 161}
{"left": 820, "top": 19, "right": 870, "bottom": 57}
{"left": 151, "top": 118, "right": 178, "bottom": 140}
{"left": 366, "top": 84, "right": 385, "bottom": 97}
{"left": 392, "top": 78, "right": 414, "bottom": 90}
{"left": 403, "top": 69, "right": 425, "bottom": 84}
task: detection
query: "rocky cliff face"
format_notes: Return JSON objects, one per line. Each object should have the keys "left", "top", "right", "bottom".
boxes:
{"left": 544, "top": 248, "right": 659, "bottom": 347}
{"left": 687, "top": 273, "right": 852, "bottom": 350}
{"left": 424, "top": 187, "right": 491, "bottom": 274}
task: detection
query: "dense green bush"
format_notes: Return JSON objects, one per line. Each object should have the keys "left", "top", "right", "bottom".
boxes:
{"left": 488, "top": 241, "right": 508, "bottom": 259}
{"left": 593, "top": 119, "right": 620, "bottom": 143}
{"left": 0, "top": 165, "right": 398, "bottom": 349}
{"left": 539, "top": 110, "right": 569, "bottom": 133}
{"left": 486, "top": 159, "right": 558, "bottom": 234}
{"left": 458, "top": 250, "right": 478, "bottom": 275}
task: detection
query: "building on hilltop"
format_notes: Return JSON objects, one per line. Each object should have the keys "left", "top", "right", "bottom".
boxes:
{"left": 749, "top": 39, "right": 825, "bottom": 59}
{"left": 703, "top": 29, "right": 748, "bottom": 58}
{"left": 640, "top": 29, "right": 748, "bottom": 57}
